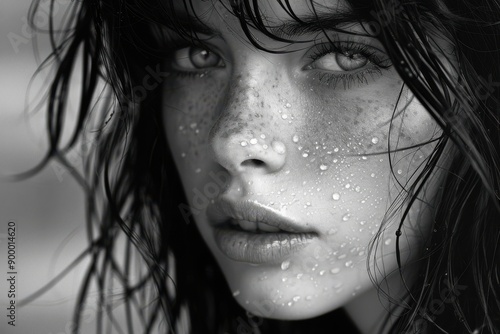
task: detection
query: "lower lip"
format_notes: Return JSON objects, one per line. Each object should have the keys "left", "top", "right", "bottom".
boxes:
{"left": 213, "top": 224, "right": 317, "bottom": 264}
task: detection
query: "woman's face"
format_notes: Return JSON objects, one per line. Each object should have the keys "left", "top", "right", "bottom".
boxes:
{"left": 162, "top": 0, "right": 444, "bottom": 320}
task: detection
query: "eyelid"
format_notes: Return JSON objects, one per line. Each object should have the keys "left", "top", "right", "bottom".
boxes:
{"left": 302, "top": 39, "right": 392, "bottom": 71}
{"left": 167, "top": 42, "right": 228, "bottom": 73}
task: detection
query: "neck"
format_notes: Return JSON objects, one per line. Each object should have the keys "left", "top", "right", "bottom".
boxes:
{"left": 344, "top": 272, "right": 409, "bottom": 334}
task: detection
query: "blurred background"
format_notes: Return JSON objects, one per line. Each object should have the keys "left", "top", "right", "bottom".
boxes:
{"left": 0, "top": 1, "right": 102, "bottom": 333}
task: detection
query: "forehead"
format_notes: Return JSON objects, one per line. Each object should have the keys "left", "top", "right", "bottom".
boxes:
{"left": 174, "top": 0, "right": 350, "bottom": 26}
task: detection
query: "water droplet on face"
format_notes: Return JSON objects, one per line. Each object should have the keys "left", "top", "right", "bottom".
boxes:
{"left": 397, "top": 169, "right": 403, "bottom": 175}
{"left": 287, "top": 301, "right": 293, "bottom": 306}
{"left": 190, "top": 122, "right": 197, "bottom": 129}
{"left": 385, "top": 238, "right": 392, "bottom": 245}
{"left": 354, "top": 186, "right": 361, "bottom": 192}
{"left": 302, "top": 153, "right": 309, "bottom": 158}
{"left": 272, "top": 141, "right": 286, "bottom": 154}
{"left": 232, "top": 290, "right": 240, "bottom": 296}
{"left": 241, "top": 141, "right": 248, "bottom": 147}
{"left": 327, "top": 228, "right": 338, "bottom": 235}
{"left": 342, "top": 213, "right": 350, "bottom": 221}
{"left": 345, "top": 261, "right": 353, "bottom": 267}
{"left": 281, "top": 260, "right": 290, "bottom": 270}
{"left": 370, "top": 173, "right": 376, "bottom": 178}
{"left": 371, "top": 137, "right": 379, "bottom": 144}
{"left": 319, "top": 270, "right": 326, "bottom": 276}
{"left": 330, "top": 268, "right": 340, "bottom": 274}
{"left": 260, "top": 134, "right": 266, "bottom": 139}
{"left": 345, "top": 183, "right": 351, "bottom": 189}
{"left": 292, "top": 135, "right": 299, "bottom": 143}
{"left": 263, "top": 144, "right": 268, "bottom": 149}
{"left": 292, "top": 295, "right": 301, "bottom": 302}
{"left": 250, "top": 138, "right": 258, "bottom": 145}
{"left": 285, "top": 103, "right": 292, "bottom": 108}
{"left": 281, "top": 114, "right": 288, "bottom": 119}
{"left": 320, "top": 164, "right": 328, "bottom": 171}
{"left": 332, "top": 193, "right": 341, "bottom": 201}
{"left": 306, "top": 295, "right": 313, "bottom": 301}
{"left": 178, "top": 125, "right": 185, "bottom": 131}
{"left": 180, "top": 152, "right": 186, "bottom": 158}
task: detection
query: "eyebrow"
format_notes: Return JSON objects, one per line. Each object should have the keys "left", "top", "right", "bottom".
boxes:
{"left": 172, "top": 11, "right": 366, "bottom": 39}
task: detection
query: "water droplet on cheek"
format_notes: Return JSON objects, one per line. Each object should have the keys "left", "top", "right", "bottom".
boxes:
{"left": 332, "top": 193, "right": 341, "bottom": 201}
{"left": 320, "top": 164, "right": 328, "bottom": 171}
{"left": 327, "top": 228, "right": 338, "bottom": 235}
{"left": 342, "top": 213, "right": 350, "bottom": 221}
{"left": 249, "top": 138, "right": 258, "bottom": 145}
{"left": 292, "top": 295, "right": 301, "bottom": 302}
{"left": 281, "top": 114, "right": 288, "bottom": 120}
{"left": 281, "top": 260, "right": 290, "bottom": 270}
{"left": 292, "top": 135, "right": 299, "bottom": 143}
{"left": 385, "top": 238, "right": 392, "bottom": 245}
{"left": 241, "top": 141, "right": 248, "bottom": 147}
{"left": 330, "top": 268, "right": 340, "bottom": 274}
{"left": 371, "top": 137, "right": 379, "bottom": 144}
{"left": 232, "top": 290, "right": 240, "bottom": 296}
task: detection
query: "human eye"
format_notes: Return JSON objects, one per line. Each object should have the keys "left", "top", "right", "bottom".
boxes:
{"left": 303, "top": 40, "right": 392, "bottom": 89}
{"left": 168, "top": 45, "right": 225, "bottom": 76}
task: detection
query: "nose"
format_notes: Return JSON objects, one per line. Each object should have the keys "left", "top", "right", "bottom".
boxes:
{"left": 209, "top": 70, "right": 287, "bottom": 175}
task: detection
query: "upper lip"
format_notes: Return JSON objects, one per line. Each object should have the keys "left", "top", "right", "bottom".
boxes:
{"left": 206, "top": 198, "right": 314, "bottom": 233}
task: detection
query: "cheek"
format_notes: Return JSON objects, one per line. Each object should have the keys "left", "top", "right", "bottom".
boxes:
{"left": 163, "top": 75, "right": 228, "bottom": 172}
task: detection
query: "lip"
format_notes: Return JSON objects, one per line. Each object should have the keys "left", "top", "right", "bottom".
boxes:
{"left": 207, "top": 199, "right": 318, "bottom": 264}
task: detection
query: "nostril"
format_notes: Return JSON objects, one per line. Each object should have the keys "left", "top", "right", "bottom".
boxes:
{"left": 241, "top": 159, "right": 266, "bottom": 168}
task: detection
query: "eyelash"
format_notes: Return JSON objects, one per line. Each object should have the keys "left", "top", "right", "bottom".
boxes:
{"left": 167, "top": 40, "right": 393, "bottom": 89}
{"left": 305, "top": 40, "right": 392, "bottom": 89}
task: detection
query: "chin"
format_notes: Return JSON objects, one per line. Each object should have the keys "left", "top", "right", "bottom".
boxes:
{"left": 222, "top": 266, "right": 364, "bottom": 321}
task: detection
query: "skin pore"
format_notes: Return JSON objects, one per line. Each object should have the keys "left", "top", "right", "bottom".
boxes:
{"left": 160, "top": 0, "right": 448, "bottom": 332}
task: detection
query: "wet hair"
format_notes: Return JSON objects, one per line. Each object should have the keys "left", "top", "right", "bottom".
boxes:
{"left": 26, "top": 0, "right": 500, "bottom": 333}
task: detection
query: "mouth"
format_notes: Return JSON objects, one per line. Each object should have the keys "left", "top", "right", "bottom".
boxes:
{"left": 207, "top": 199, "right": 318, "bottom": 264}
